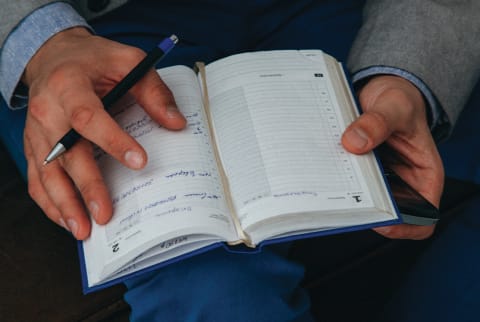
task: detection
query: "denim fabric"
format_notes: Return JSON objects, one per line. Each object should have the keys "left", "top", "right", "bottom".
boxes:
{"left": 372, "top": 80, "right": 480, "bottom": 322}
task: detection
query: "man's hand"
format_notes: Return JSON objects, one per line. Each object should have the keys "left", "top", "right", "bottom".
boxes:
{"left": 341, "top": 75, "right": 444, "bottom": 240}
{"left": 22, "top": 27, "right": 186, "bottom": 240}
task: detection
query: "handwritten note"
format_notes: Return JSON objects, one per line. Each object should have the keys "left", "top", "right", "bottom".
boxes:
{"left": 93, "top": 66, "right": 237, "bottom": 253}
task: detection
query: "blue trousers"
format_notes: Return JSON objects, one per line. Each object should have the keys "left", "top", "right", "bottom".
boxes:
{"left": 375, "top": 82, "right": 480, "bottom": 322}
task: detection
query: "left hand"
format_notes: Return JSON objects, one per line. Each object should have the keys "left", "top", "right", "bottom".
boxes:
{"left": 341, "top": 75, "right": 444, "bottom": 240}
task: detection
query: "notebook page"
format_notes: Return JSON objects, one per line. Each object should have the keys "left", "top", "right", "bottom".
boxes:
{"left": 83, "top": 66, "right": 237, "bottom": 279}
{"left": 204, "top": 51, "right": 379, "bottom": 229}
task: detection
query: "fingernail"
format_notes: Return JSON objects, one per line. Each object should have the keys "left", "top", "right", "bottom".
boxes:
{"left": 67, "top": 219, "right": 78, "bottom": 237}
{"left": 59, "top": 218, "right": 69, "bottom": 231}
{"left": 375, "top": 226, "right": 391, "bottom": 235}
{"left": 345, "top": 127, "right": 368, "bottom": 149}
{"left": 166, "top": 104, "right": 181, "bottom": 119}
{"left": 89, "top": 201, "right": 99, "bottom": 221}
{"left": 125, "top": 150, "right": 145, "bottom": 169}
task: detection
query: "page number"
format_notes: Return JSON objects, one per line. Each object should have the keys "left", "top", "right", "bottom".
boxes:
{"left": 352, "top": 195, "right": 362, "bottom": 203}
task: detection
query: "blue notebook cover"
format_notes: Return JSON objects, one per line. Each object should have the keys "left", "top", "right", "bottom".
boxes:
{"left": 77, "top": 51, "right": 403, "bottom": 294}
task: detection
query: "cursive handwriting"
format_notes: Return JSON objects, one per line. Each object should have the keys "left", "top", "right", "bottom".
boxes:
{"left": 112, "top": 179, "right": 154, "bottom": 205}
{"left": 165, "top": 169, "right": 212, "bottom": 179}
{"left": 144, "top": 195, "right": 177, "bottom": 211}
{"left": 273, "top": 191, "right": 318, "bottom": 198}
{"left": 155, "top": 206, "right": 192, "bottom": 218}
{"left": 184, "top": 192, "right": 221, "bottom": 200}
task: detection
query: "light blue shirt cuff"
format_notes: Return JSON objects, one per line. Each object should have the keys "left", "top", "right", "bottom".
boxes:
{"left": 0, "top": 2, "right": 92, "bottom": 109}
{"left": 352, "top": 66, "right": 449, "bottom": 140}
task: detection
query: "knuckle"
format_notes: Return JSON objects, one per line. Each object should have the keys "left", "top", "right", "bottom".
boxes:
{"left": 148, "top": 81, "right": 175, "bottom": 104}
{"left": 57, "top": 199, "right": 75, "bottom": 216}
{"left": 23, "top": 134, "right": 34, "bottom": 154}
{"left": 59, "top": 142, "right": 90, "bottom": 169}
{"left": 28, "top": 95, "right": 49, "bottom": 121}
{"left": 41, "top": 202, "right": 62, "bottom": 223}
{"left": 109, "top": 48, "right": 147, "bottom": 81}
{"left": 27, "top": 180, "right": 43, "bottom": 201}
{"left": 46, "top": 65, "right": 72, "bottom": 90}
{"left": 77, "top": 177, "right": 104, "bottom": 198}
{"left": 113, "top": 47, "right": 146, "bottom": 75}
{"left": 368, "top": 111, "right": 389, "bottom": 128}
{"left": 364, "top": 111, "right": 391, "bottom": 137}
{"left": 97, "top": 133, "right": 120, "bottom": 157}
{"left": 125, "top": 47, "right": 147, "bottom": 63}
{"left": 39, "top": 168, "right": 56, "bottom": 189}
{"left": 102, "top": 130, "right": 131, "bottom": 157}
{"left": 103, "top": 130, "right": 119, "bottom": 147}
{"left": 58, "top": 151, "right": 73, "bottom": 169}
{"left": 70, "top": 106, "right": 96, "bottom": 132}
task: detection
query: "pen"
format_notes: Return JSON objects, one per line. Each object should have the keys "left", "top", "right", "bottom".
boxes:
{"left": 43, "top": 34, "right": 179, "bottom": 165}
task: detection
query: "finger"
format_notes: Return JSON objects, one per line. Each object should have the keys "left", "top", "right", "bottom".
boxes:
{"left": 341, "top": 78, "right": 421, "bottom": 155}
{"left": 25, "top": 138, "right": 67, "bottom": 230}
{"left": 39, "top": 161, "right": 91, "bottom": 240}
{"left": 60, "top": 140, "right": 113, "bottom": 225}
{"left": 374, "top": 224, "right": 435, "bottom": 240}
{"left": 130, "top": 69, "right": 186, "bottom": 130}
{"left": 26, "top": 129, "right": 92, "bottom": 240}
{"left": 59, "top": 81, "right": 148, "bottom": 170}
{"left": 341, "top": 110, "right": 398, "bottom": 155}
{"left": 27, "top": 91, "right": 72, "bottom": 138}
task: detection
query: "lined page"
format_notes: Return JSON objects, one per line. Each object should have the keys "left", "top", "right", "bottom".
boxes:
{"left": 84, "top": 66, "right": 236, "bottom": 273}
{"left": 204, "top": 51, "right": 376, "bottom": 228}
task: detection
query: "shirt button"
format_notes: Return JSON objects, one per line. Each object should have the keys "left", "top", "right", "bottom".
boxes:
{"left": 87, "top": 0, "right": 111, "bottom": 12}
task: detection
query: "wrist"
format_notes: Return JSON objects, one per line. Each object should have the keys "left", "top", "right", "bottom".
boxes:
{"left": 22, "top": 27, "right": 92, "bottom": 87}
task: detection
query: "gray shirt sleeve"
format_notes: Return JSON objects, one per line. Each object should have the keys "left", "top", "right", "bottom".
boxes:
{"left": 348, "top": 0, "right": 480, "bottom": 141}
{"left": 0, "top": 2, "right": 91, "bottom": 108}
{"left": 352, "top": 66, "right": 448, "bottom": 142}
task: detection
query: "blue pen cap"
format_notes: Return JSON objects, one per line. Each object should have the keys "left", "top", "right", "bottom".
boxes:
{"left": 158, "top": 35, "right": 178, "bottom": 53}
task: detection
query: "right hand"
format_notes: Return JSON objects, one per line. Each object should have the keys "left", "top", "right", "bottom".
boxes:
{"left": 341, "top": 75, "right": 444, "bottom": 240}
{"left": 22, "top": 27, "right": 186, "bottom": 240}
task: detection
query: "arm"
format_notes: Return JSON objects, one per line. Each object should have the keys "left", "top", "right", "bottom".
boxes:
{"left": 343, "top": 0, "right": 480, "bottom": 239}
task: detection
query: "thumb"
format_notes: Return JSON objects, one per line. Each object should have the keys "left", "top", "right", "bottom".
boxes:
{"left": 131, "top": 69, "right": 187, "bottom": 130}
{"left": 341, "top": 111, "right": 394, "bottom": 154}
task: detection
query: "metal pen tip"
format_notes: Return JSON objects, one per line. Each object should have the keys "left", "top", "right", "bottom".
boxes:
{"left": 43, "top": 143, "right": 66, "bottom": 166}
{"left": 170, "top": 34, "right": 179, "bottom": 44}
